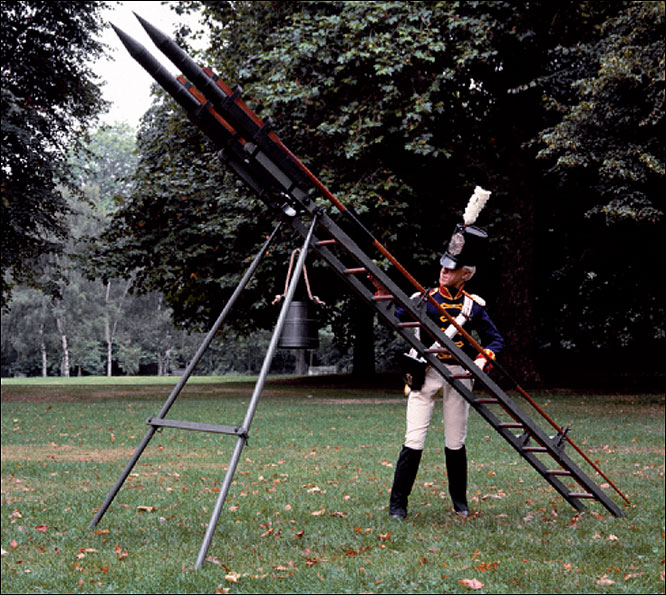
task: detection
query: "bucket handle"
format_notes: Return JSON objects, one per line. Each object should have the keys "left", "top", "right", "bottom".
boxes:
{"left": 272, "top": 249, "right": 326, "bottom": 306}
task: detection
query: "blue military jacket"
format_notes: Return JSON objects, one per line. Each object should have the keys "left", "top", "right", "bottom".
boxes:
{"left": 396, "top": 285, "right": 504, "bottom": 363}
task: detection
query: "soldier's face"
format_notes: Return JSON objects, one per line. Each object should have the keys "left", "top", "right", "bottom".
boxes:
{"left": 439, "top": 266, "right": 470, "bottom": 289}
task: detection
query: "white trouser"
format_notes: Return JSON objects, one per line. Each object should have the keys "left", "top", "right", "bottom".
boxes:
{"left": 404, "top": 365, "right": 472, "bottom": 451}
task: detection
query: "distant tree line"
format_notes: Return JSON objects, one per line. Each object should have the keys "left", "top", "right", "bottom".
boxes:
{"left": 0, "top": 124, "right": 346, "bottom": 377}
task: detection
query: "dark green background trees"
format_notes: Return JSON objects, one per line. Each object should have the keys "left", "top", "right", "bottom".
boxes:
{"left": 3, "top": 1, "right": 663, "bottom": 385}
{"left": 1, "top": 1, "right": 109, "bottom": 307}
{"left": 91, "top": 1, "right": 663, "bottom": 385}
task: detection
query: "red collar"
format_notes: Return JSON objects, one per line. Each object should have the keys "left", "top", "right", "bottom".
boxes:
{"left": 437, "top": 284, "right": 464, "bottom": 300}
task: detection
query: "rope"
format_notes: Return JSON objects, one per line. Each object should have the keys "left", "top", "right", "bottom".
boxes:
{"left": 272, "top": 248, "right": 326, "bottom": 306}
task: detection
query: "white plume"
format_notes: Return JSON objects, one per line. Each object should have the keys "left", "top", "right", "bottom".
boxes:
{"left": 463, "top": 186, "right": 491, "bottom": 226}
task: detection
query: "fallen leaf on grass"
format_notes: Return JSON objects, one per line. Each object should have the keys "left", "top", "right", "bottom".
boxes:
{"left": 311, "top": 509, "right": 326, "bottom": 516}
{"left": 213, "top": 587, "right": 230, "bottom": 594}
{"left": 114, "top": 544, "right": 128, "bottom": 560}
{"left": 624, "top": 572, "right": 643, "bottom": 581}
{"left": 10, "top": 540, "right": 18, "bottom": 550}
{"left": 35, "top": 525, "right": 48, "bottom": 532}
{"left": 137, "top": 506, "right": 156, "bottom": 513}
{"left": 474, "top": 562, "right": 498, "bottom": 572}
{"left": 596, "top": 575, "right": 615, "bottom": 586}
{"left": 458, "top": 578, "right": 484, "bottom": 589}
{"left": 225, "top": 571, "right": 241, "bottom": 582}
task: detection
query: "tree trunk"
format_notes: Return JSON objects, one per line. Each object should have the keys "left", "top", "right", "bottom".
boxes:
{"left": 163, "top": 347, "right": 172, "bottom": 376}
{"left": 55, "top": 316, "right": 70, "bottom": 377}
{"left": 39, "top": 319, "right": 47, "bottom": 377}
{"left": 294, "top": 350, "right": 307, "bottom": 375}
{"left": 60, "top": 333, "right": 70, "bottom": 377}
{"left": 351, "top": 307, "right": 375, "bottom": 379}
{"left": 494, "top": 167, "right": 541, "bottom": 385}
{"left": 40, "top": 339, "right": 48, "bottom": 377}
{"left": 105, "top": 317, "right": 113, "bottom": 377}
{"left": 105, "top": 279, "right": 132, "bottom": 377}
{"left": 105, "top": 281, "right": 113, "bottom": 377}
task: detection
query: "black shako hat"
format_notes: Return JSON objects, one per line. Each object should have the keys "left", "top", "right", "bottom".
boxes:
{"left": 439, "top": 186, "right": 491, "bottom": 270}
{"left": 440, "top": 224, "right": 488, "bottom": 269}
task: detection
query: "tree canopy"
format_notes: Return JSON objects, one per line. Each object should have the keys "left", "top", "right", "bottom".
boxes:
{"left": 91, "top": 1, "right": 663, "bottom": 383}
{"left": 1, "top": 0, "right": 109, "bottom": 308}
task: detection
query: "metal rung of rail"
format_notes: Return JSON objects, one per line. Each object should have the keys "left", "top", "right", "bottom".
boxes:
{"left": 500, "top": 423, "right": 525, "bottom": 429}
{"left": 316, "top": 239, "right": 337, "bottom": 246}
{"left": 547, "top": 470, "right": 573, "bottom": 476}
{"left": 344, "top": 267, "right": 366, "bottom": 274}
{"left": 146, "top": 417, "right": 246, "bottom": 437}
{"left": 569, "top": 492, "right": 596, "bottom": 499}
{"left": 373, "top": 294, "right": 395, "bottom": 301}
{"left": 524, "top": 446, "right": 548, "bottom": 452}
{"left": 399, "top": 322, "right": 421, "bottom": 328}
{"left": 476, "top": 397, "right": 499, "bottom": 404}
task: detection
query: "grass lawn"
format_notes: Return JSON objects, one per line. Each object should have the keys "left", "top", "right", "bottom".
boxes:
{"left": 1, "top": 376, "right": 664, "bottom": 594}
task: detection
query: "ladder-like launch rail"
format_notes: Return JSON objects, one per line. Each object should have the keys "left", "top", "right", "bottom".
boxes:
{"left": 98, "top": 19, "right": 628, "bottom": 556}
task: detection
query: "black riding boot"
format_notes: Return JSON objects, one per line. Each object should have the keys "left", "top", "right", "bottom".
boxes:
{"left": 445, "top": 445, "right": 469, "bottom": 517}
{"left": 388, "top": 445, "right": 423, "bottom": 520}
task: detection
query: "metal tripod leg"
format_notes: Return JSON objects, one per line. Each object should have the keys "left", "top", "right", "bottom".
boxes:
{"left": 194, "top": 213, "right": 319, "bottom": 568}
{"left": 88, "top": 222, "right": 283, "bottom": 529}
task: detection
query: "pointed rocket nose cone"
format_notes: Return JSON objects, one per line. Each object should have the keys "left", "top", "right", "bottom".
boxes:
{"left": 133, "top": 12, "right": 168, "bottom": 46}
{"left": 110, "top": 23, "right": 145, "bottom": 57}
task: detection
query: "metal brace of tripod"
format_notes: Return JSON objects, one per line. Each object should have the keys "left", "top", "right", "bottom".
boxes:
{"left": 89, "top": 216, "right": 321, "bottom": 568}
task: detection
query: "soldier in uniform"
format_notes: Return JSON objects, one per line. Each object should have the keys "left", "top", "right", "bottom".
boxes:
{"left": 374, "top": 191, "right": 504, "bottom": 519}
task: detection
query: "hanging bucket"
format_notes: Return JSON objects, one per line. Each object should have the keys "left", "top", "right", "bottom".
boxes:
{"left": 279, "top": 300, "right": 320, "bottom": 349}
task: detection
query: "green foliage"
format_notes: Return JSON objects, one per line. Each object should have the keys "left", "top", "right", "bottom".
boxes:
{"left": 531, "top": 1, "right": 664, "bottom": 362}
{"left": 69, "top": 122, "right": 139, "bottom": 212}
{"left": 91, "top": 1, "right": 664, "bottom": 381}
{"left": 1, "top": 1, "right": 110, "bottom": 308}
{"left": 537, "top": 1, "right": 664, "bottom": 224}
